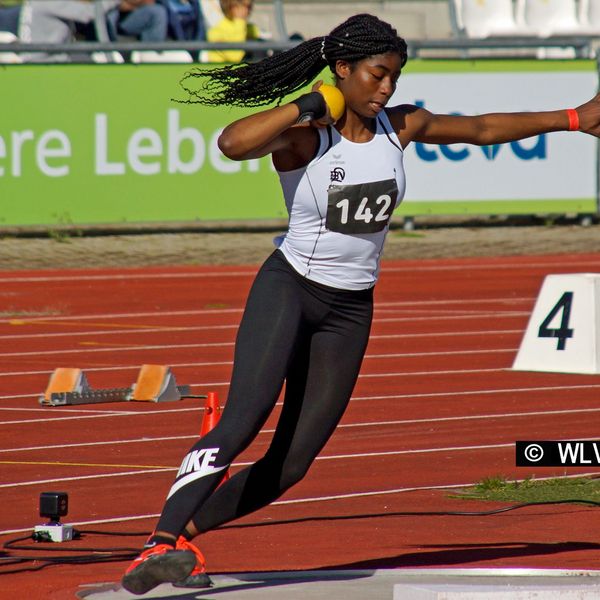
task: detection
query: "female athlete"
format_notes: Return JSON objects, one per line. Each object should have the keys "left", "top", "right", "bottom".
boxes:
{"left": 121, "top": 13, "right": 600, "bottom": 595}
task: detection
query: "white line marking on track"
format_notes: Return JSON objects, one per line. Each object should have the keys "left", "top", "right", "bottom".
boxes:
{"left": 0, "top": 366, "right": 513, "bottom": 412}
{"left": 3, "top": 379, "right": 600, "bottom": 408}
{"left": 0, "top": 362, "right": 202, "bottom": 378}
{"left": 0, "top": 308, "right": 243, "bottom": 325}
{"left": 233, "top": 439, "right": 573, "bottom": 471}
{"left": 0, "top": 364, "right": 226, "bottom": 378}
{"left": 0, "top": 330, "right": 522, "bottom": 359}
{"left": 0, "top": 348, "right": 516, "bottom": 379}
{"left": 3, "top": 437, "right": 600, "bottom": 491}
{"left": 3, "top": 381, "right": 600, "bottom": 410}
{"left": 0, "top": 406, "right": 132, "bottom": 414}
{"left": 361, "top": 368, "right": 505, "bottom": 379}
{"left": 0, "top": 297, "right": 534, "bottom": 326}
{"left": 0, "top": 255, "right": 597, "bottom": 286}
{"left": 371, "top": 329, "right": 523, "bottom": 339}
{"left": 351, "top": 383, "right": 600, "bottom": 401}
{"left": 0, "top": 392, "right": 65, "bottom": 401}
{"left": 0, "top": 434, "right": 196, "bottom": 453}
{"left": 375, "top": 308, "right": 523, "bottom": 316}
{"left": 338, "top": 407, "right": 600, "bottom": 428}
{"left": 376, "top": 312, "right": 528, "bottom": 322}
{"left": 3, "top": 406, "right": 600, "bottom": 455}
{"left": 0, "top": 315, "right": 525, "bottom": 344}
{"left": 366, "top": 349, "right": 514, "bottom": 359}
{"left": 0, "top": 442, "right": 534, "bottom": 490}
{"left": 384, "top": 259, "right": 600, "bottom": 273}
{"left": 0, "top": 468, "right": 174, "bottom": 489}
{"left": 0, "top": 341, "right": 235, "bottom": 358}
{"left": 271, "top": 471, "right": 600, "bottom": 505}
{"left": 0, "top": 324, "right": 238, "bottom": 341}
{"left": 0, "top": 407, "right": 198, "bottom": 425}
{"left": 376, "top": 297, "right": 533, "bottom": 307}
{"left": 4, "top": 471, "right": 599, "bottom": 536}
{"left": 0, "top": 271, "right": 256, "bottom": 284}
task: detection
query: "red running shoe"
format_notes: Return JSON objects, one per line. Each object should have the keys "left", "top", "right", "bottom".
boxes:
{"left": 121, "top": 543, "right": 196, "bottom": 595}
{"left": 173, "top": 536, "right": 213, "bottom": 588}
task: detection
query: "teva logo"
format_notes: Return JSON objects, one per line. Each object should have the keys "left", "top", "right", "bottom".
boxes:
{"left": 167, "top": 447, "right": 228, "bottom": 499}
{"left": 412, "top": 100, "right": 547, "bottom": 163}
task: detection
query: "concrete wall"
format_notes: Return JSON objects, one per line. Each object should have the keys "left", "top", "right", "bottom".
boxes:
{"left": 253, "top": 1, "right": 454, "bottom": 42}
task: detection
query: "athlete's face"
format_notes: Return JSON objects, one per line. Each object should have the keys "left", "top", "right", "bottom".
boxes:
{"left": 336, "top": 52, "right": 402, "bottom": 118}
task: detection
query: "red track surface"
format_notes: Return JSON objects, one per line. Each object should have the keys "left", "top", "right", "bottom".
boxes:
{"left": 2, "top": 253, "right": 600, "bottom": 599}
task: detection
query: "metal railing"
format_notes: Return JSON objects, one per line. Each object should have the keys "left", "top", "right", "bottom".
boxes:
{"left": 0, "top": 35, "right": 597, "bottom": 61}
{"left": 1, "top": 0, "right": 599, "bottom": 61}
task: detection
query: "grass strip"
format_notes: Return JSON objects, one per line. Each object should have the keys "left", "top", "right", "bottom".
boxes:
{"left": 451, "top": 475, "right": 600, "bottom": 505}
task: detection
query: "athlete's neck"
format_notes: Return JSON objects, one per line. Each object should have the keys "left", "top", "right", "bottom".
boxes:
{"left": 336, "top": 111, "right": 377, "bottom": 143}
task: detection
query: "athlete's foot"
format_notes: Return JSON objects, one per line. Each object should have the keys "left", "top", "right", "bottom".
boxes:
{"left": 173, "top": 535, "right": 213, "bottom": 588}
{"left": 121, "top": 544, "right": 196, "bottom": 595}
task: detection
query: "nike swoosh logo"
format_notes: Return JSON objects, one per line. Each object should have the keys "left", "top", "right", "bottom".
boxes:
{"left": 167, "top": 464, "right": 228, "bottom": 499}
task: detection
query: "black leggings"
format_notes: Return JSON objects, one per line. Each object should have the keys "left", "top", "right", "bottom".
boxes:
{"left": 156, "top": 250, "right": 373, "bottom": 536}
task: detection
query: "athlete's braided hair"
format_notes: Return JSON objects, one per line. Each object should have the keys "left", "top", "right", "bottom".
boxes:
{"left": 180, "top": 14, "right": 408, "bottom": 107}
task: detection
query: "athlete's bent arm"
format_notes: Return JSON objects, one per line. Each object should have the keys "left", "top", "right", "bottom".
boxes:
{"left": 218, "top": 104, "right": 302, "bottom": 161}
{"left": 218, "top": 81, "right": 335, "bottom": 162}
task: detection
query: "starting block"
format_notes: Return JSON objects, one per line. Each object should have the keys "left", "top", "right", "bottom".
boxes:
{"left": 39, "top": 365, "right": 192, "bottom": 406}
{"left": 41, "top": 368, "right": 90, "bottom": 403}
{"left": 129, "top": 364, "right": 190, "bottom": 403}
{"left": 513, "top": 273, "right": 600, "bottom": 374}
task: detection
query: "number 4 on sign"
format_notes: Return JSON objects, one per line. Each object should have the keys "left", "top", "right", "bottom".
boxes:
{"left": 513, "top": 273, "right": 600, "bottom": 374}
{"left": 537, "top": 291, "right": 574, "bottom": 350}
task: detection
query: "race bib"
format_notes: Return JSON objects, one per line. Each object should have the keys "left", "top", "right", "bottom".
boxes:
{"left": 326, "top": 179, "right": 399, "bottom": 234}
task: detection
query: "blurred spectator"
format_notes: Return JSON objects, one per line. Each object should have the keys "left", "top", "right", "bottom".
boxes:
{"left": 162, "top": 0, "right": 205, "bottom": 41}
{"left": 18, "top": 0, "right": 120, "bottom": 62}
{"left": 199, "top": 0, "right": 222, "bottom": 28}
{"left": 206, "top": 0, "right": 259, "bottom": 63}
{"left": 0, "top": 0, "right": 21, "bottom": 35}
{"left": 106, "top": 0, "right": 168, "bottom": 42}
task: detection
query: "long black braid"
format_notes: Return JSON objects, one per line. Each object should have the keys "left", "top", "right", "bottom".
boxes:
{"left": 179, "top": 14, "right": 408, "bottom": 107}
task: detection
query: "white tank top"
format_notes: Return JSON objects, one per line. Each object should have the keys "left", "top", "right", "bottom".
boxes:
{"left": 277, "top": 110, "right": 406, "bottom": 290}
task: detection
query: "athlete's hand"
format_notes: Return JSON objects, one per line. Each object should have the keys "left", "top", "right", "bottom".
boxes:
{"left": 575, "top": 93, "right": 600, "bottom": 136}
{"left": 310, "top": 80, "right": 335, "bottom": 128}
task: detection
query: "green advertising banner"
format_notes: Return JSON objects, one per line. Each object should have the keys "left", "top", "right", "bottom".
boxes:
{"left": 1, "top": 63, "right": 285, "bottom": 227}
{"left": 1, "top": 60, "right": 597, "bottom": 227}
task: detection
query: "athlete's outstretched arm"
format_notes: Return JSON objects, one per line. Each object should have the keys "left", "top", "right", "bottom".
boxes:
{"left": 394, "top": 93, "right": 600, "bottom": 147}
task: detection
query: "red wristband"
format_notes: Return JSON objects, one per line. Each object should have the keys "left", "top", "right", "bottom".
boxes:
{"left": 567, "top": 108, "right": 579, "bottom": 131}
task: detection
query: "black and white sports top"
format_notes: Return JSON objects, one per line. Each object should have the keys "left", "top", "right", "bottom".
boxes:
{"left": 276, "top": 110, "right": 406, "bottom": 290}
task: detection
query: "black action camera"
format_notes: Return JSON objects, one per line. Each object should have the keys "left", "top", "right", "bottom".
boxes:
{"left": 39, "top": 491, "right": 68, "bottom": 522}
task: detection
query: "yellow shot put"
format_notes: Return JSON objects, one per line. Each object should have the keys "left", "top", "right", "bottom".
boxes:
{"left": 318, "top": 84, "right": 345, "bottom": 121}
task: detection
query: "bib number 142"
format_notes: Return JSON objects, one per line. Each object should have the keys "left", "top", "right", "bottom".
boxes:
{"left": 335, "top": 195, "right": 392, "bottom": 226}
{"left": 326, "top": 178, "right": 399, "bottom": 234}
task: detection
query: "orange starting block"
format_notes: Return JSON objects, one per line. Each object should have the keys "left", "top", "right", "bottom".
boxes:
{"left": 39, "top": 365, "right": 194, "bottom": 406}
